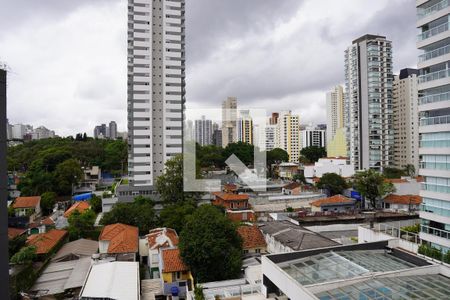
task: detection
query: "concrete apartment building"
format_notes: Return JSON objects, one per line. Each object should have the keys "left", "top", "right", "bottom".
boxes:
{"left": 237, "top": 109, "right": 253, "bottom": 145}
{"left": 276, "top": 111, "right": 300, "bottom": 162}
{"left": 109, "top": 121, "right": 117, "bottom": 140}
{"left": 195, "top": 115, "right": 212, "bottom": 146}
{"left": 344, "top": 34, "right": 394, "bottom": 171}
{"left": 120, "top": 0, "right": 185, "bottom": 199}
{"left": 416, "top": 0, "right": 450, "bottom": 254}
{"left": 300, "top": 125, "right": 326, "bottom": 149}
{"left": 326, "top": 85, "right": 347, "bottom": 157}
{"left": 221, "top": 96, "right": 238, "bottom": 147}
{"left": 393, "top": 68, "right": 419, "bottom": 170}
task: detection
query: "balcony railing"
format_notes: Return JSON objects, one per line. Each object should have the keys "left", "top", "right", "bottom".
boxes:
{"left": 418, "top": 68, "right": 450, "bottom": 83}
{"left": 419, "top": 91, "right": 450, "bottom": 104}
{"left": 417, "top": 0, "right": 449, "bottom": 19}
{"left": 419, "top": 44, "right": 450, "bottom": 62}
{"left": 421, "top": 204, "right": 450, "bottom": 218}
{"left": 420, "top": 114, "right": 450, "bottom": 126}
{"left": 421, "top": 224, "right": 450, "bottom": 240}
{"left": 421, "top": 182, "right": 450, "bottom": 193}
{"left": 420, "top": 161, "right": 450, "bottom": 170}
{"left": 418, "top": 22, "right": 450, "bottom": 41}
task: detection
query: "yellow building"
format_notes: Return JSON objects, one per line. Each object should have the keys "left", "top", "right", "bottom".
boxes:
{"left": 161, "top": 248, "right": 194, "bottom": 295}
{"left": 326, "top": 127, "right": 347, "bottom": 158}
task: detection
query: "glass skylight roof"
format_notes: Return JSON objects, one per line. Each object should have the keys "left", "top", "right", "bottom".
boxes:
{"left": 315, "top": 274, "right": 450, "bottom": 300}
{"left": 279, "top": 250, "right": 415, "bottom": 286}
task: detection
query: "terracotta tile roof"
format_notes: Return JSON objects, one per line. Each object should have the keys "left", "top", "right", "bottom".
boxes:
{"left": 237, "top": 225, "right": 266, "bottom": 250}
{"left": 311, "top": 195, "right": 355, "bottom": 207}
{"left": 8, "top": 227, "right": 26, "bottom": 240}
{"left": 26, "top": 229, "right": 67, "bottom": 254}
{"left": 147, "top": 227, "right": 179, "bottom": 250}
{"left": 384, "top": 194, "right": 422, "bottom": 205}
{"left": 13, "top": 196, "right": 40, "bottom": 209}
{"left": 384, "top": 178, "right": 408, "bottom": 184}
{"left": 99, "top": 223, "right": 138, "bottom": 254}
{"left": 283, "top": 182, "right": 301, "bottom": 190}
{"left": 162, "top": 248, "right": 188, "bottom": 273}
{"left": 64, "top": 201, "right": 91, "bottom": 218}
{"left": 224, "top": 183, "right": 237, "bottom": 191}
{"left": 41, "top": 217, "right": 55, "bottom": 226}
{"left": 213, "top": 192, "right": 249, "bottom": 201}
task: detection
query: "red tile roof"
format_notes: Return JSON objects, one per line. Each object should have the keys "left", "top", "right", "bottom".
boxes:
{"left": 283, "top": 182, "right": 301, "bottom": 190}
{"left": 384, "top": 194, "right": 422, "bottom": 205}
{"left": 99, "top": 223, "right": 139, "bottom": 254}
{"left": 162, "top": 248, "right": 189, "bottom": 273}
{"left": 311, "top": 195, "right": 354, "bottom": 207}
{"left": 224, "top": 183, "right": 237, "bottom": 191}
{"left": 13, "top": 196, "right": 40, "bottom": 209}
{"left": 8, "top": 227, "right": 26, "bottom": 240}
{"left": 64, "top": 201, "right": 90, "bottom": 218}
{"left": 26, "top": 229, "right": 67, "bottom": 254}
{"left": 237, "top": 225, "right": 266, "bottom": 250}
{"left": 213, "top": 192, "right": 249, "bottom": 201}
{"left": 41, "top": 217, "right": 55, "bottom": 226}
{"left": 384, "top": 178, "right": 408, "bottom": 184}
{"left": 147, "top": 228, "right": 179, "bottom": 250}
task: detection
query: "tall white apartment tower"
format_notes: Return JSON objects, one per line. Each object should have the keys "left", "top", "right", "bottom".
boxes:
{"left": 392, "top": 68, "right": 419, "bottom": 171}
{"left": 276, "top": 111, "right": 300, "bottom": 162}
{"left": 344, "top": 34, "right": 394, "bottom": 171}
{"left": 123, "top": 0, "right": 185, "bottom": 198}
{"left": 326, "top": 85, "right": 345, "bottom": 145}
{"left": 417, "top": 1, "right": 450, "bottom": 254}
{"left": 195, "top": 116, "right": 213, "bottom": 146}
{"left": 222, "top": 97, "right": 238, "bottom": 147}
{"left": 237, "top": 110, "right": 254, "bottom": 145}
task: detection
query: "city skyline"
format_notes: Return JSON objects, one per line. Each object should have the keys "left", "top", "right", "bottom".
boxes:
{"left": 0, "top": 0, "right": 417, "bottom": 136}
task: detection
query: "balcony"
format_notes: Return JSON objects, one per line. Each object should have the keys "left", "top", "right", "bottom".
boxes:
{"left": 419, "top": 43, "right": 450, "bottom": 62}
{"left": 420, "top": 114, "right": 450, "bottom": 126}
{"left": 420, "top": 161, "right": 450, "bottom": 170}
{"left": 421, "top": 224, "right": 450, "bottom": 240}
{"left": 418, "top": 68, "right": 450, "bottom": 83}
{"left": 417, "top": 0, "right": 449, "bottom": 19}
{"left": 421, "top": 204, "right": 450, "bottom": 218}
{"left": 418, "top": 22, "right": 450, "bottom": 41}
{"left": 421, "top": 182, "right": 450, "bottom": 193}
{"left": 419, "top": 91, "right": 450, "bottom": 104}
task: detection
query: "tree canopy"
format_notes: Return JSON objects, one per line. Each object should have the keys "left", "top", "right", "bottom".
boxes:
{"left": 267, "top": 148, "right": 289, "bottom": 166}
{"left": 179, "top": 205, "right": 242, "bottom": 283}
{"left": 159, "top": 201, "right": 197, "bottom": 234}
{"left": 316, "top": 173, "right": 348, "bottom": 196}
{"left": 89, "top": 195, "right": 102, "bottom": 214}
{"left": 354, "top": 169, "right": 395, "bottom": 209}
{"left": 67, "top": 209, "right": 97, "bottom": 241}
{"left": 300, "top": 146, "right": 327, "bottom": 163}
{"left": 40, "top": 191, "right": 57, "bottom": 215}
{"left": 10, "top": 246, "right": 37, "bottom": 264}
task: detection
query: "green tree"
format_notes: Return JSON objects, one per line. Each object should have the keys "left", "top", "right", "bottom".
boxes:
{"left": 292, "top": 173, "right": 306, "bottom": 184}
{"left": 354, "top": 169, "right": 395, "bottom": 209}
{"left": 300, "top": 146, "right": 327, "bottom": 163}
{"left": 316, "top": 173, "right": 348, "bottom": 196}
{"left": 100, "top": 196, "right": 157, "bottom": 235}
{"left": 104, "top": 140, "right": 127, "bottom": 174}
{"left": 67, "top": 209, "right": 97, "bottom": 240}
{"left": 160, "top": 201, "right": 197, "bottom": 233}
{"left": 54, "top": 159, "right": 83, "bottom": 195}
{"left": 10, "top": 246, "right": 37, "bottom": 264}
{"left": 40, "top": 191, "right": 57, "bottom": 215}
{"left": 179, "top": 205, "right": 242, "bottom": 283}
{"left": 222, "top": 142, "right": 254, "bottom": 166}
{"left": 404, "top": 164, "right": 416, "bottom": 177}
{"left": 267, "top": 148, "right": 289, "bottom": 166}
{"left": 89, "top": 195, "right": 102, "bottom": 214}
{"left": 196, "top": 144, "right": 225, "bottom": 168}
{"left": 8, "top": 235, "right": 27, "bottom": 259}
{"left": 383, "top": 167, "right": 405, "bottom": 179}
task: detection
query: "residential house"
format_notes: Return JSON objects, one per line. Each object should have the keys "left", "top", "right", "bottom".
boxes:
{"left": 12, "top": 196, "right": 41, "bottom": 221}
{"left": 282, "top": 182, "right": 302, "bottom": 195}
{"left": 310, "top": 194, "right": 356, "bottom": 213}
{"left": 303, "top": 157, "right": 355, "bottom": 184}
{"left": 383, "top": 194, "right": 422, "bottom": 213}
{"left": 64, "top": 201, "right": 91, "bottom": 218}
{"left": 276, "top": 162, "right": 299, "bottom": 179}
{"left": 160, "top": 248, "right": 194, "bottom": 297}
{"left": 223, "top": 183, "right": 238, "bottom": 193}
{"left": 99, "top": 223, "right": 139, "bottom": 261}
{"left": 237, "top": 225, "right": 267, "bottom": 255}
{"left": 26, "top": 229, "right": 67, "bottom": 258}
{"left": 212, "top": 192, "right": 250, "bottom": 210}
{"left": 8, "top": 227, "right": 26, "bottom": 240}
{"left": 385, "top": 177, "right": 421, "bottom": 195}
{"left": 52, "top": 238, "right": 99, "bottom": 262}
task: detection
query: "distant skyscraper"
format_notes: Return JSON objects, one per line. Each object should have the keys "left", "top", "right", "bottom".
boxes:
{"left": 94, "top": 124, "right": 107, "bottom": 139}
{"left": 195, "top": 115, "right": 213, "bottom": 146}
{"left": 393, "top": 68, "right": 419, "bottom": 170}
{"left": 109, "top": 121, "right": 117, "bottom": 140}
{"left": 212, "top": 129, "right": 222, "bottom": 147}
{"left": 301, "top": 125, "right": 326, "bottom": 149}
{"left": 122, "top": 0, "right": 185, "bottom": 194}
{"left": 12, "top": 124, "right": 26, "bottom": 140}
{"left": 417, "top": 1, "right": 450, "bottom": 254}
{"left": 264, "top": 124, "right": 277, "bottom": 151}
{"left": 269, "top": 112, "right": 279, "bottom": 125}
{"left": 222, "top": 97, "right": 237, "bottom": 147}
{"left": 326, "top": 85, "right": 346, "bottom": 157}
{"left": 237, "top": 110, "right": 253, "bottom": 144}
{"left": 276, "top": 111, "right": 300, "bottom": 162}
{"left": 344, "top": 34, "right": 394, "bottom": 171}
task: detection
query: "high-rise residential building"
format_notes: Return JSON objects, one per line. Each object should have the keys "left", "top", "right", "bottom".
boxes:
{"left": 122, "top": 0, "right": 185, "bottom": 196}
{"left": 237, "top": 110, "right": 253, "bottom": 144}
{"left": 301, "top": 125, "right": 326, "bottom": 149}
{"left": 94, "top": 124, "right": 107, "bottom": 139}
{"left": 344, "top": 34, "right": 394, "bottom": 171}
{"left": 393, "top": 68, "right": 419, "bottom": 170}
{"left": 264, "top": 124, "right": 277, "bottom": 151}
{"left": 222, "top": 96, "right": 237, "bottom": 147}
{"left": 276, "top": 111, "right": 300, "bottom": 162}
{"left": 417, "top": 1, "right": 450, "bottom": 254}
{"left": 212, "top": 129, "right": 222, "bottom": 147}
{"left": 326, "top": 85, "right": 346, "bottom": 151}
{"left": 34, "top": 126, "right": 55, "bottom": 140}
{"left": 109, "top": 121, "right": 118, "bottom": 140}
{"left": 12, "top": 124, "right": 26, "bottom": 140}
{"left": 195, "top": 115, "right": 213, "bottom": 146}
{"left": 269, "top": 112, "right": 279, "bottom": 125}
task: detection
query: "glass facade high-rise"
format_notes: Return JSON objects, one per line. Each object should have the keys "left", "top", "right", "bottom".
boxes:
{"left": 344, "top": 34, "right": 394, "bottom": 171}
{"left": 417, "top": 0, "right": 450, "bottom": 253}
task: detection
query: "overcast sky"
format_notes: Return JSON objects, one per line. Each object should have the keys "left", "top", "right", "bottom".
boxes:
{"left": 0, "top": 0, "right": 418, "bottom": 136}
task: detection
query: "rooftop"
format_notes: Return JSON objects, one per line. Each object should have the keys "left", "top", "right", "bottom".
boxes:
{"left": 13, "top": 196, "right": 40, "bottom": 208}
{"left": 237, "top": 225, "right": 266, "bottom": 250}
{"left": 52, "top": 238, "right": 98, "bottom": 262}
{"left": 310, "top": 195, "right": 354, "bottom": 207}
{"left": 162, "top": 248, "right": 189, "bottom": 273}
{"left": 99, "top": 223, "right": 138, "bottom": 254}
{"left": 147, "top": 227, "right": 179, "bottom": 250}
{"left": 27, "top": 229, "right": 67, "bottom": 254}
{"left": 384, "top": 194, "right": 422, "bottom": 205}
{"left": 64, "top": 201, "right": 91, "bottom": 218}
{"left": 283, "top": 182, "right": 301, "bottom": 190}
{"left": 213, "top": 192, "right": 249, "bottom": 201}
{"left": 8, "top": 227, "right": 26, "bottom": 240}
